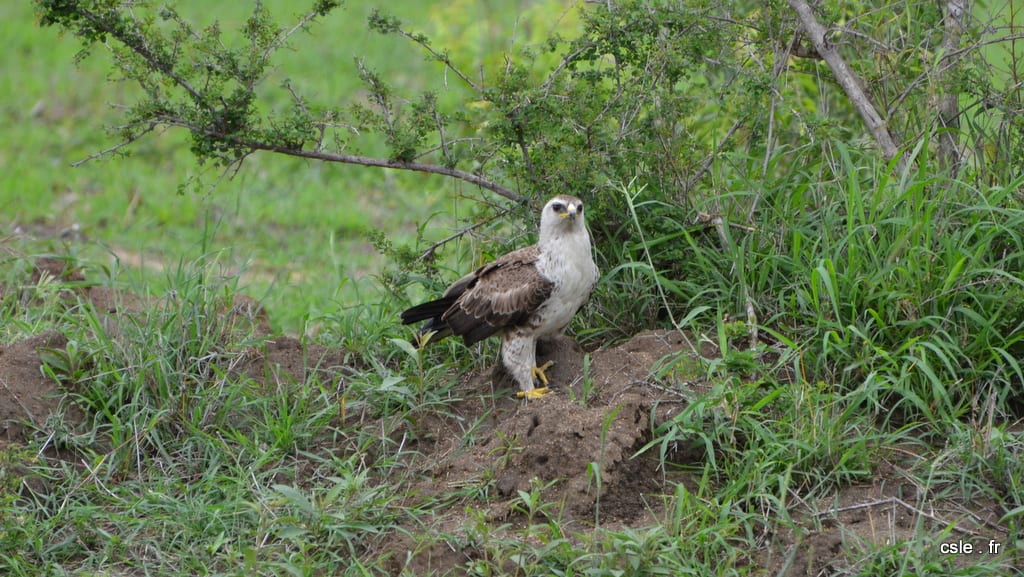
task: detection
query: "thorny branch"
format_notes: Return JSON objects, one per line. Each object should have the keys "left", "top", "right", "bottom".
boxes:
{"left": 392, "top": 26, "right": 481, "bottom": 93}
{"left": 243, "top": 137, "right": 525, "bottom": 203}
{"left": 77, "top": 6, "right": 206, "bottom": 106}
{"left": 59, "top": 3, "right": 525, "bottom": 204}
{"left": 414, "top": 207, "right": 515, "bottom": 263}
{"left": 71, "top": 122, "right": 159, "bottom": 167}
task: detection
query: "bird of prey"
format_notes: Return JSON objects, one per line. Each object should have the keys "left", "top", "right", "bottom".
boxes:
{"left": 400, "top": 195, "right": 599, "bottom": 399}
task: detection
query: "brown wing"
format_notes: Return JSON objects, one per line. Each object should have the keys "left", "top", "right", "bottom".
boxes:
{"left": 442, "top": 245, "right": 553, "bottom": 346}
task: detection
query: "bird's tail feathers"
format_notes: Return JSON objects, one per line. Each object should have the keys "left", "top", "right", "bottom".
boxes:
{"left": 402, "top": 297, "right": 457, "bottom": 348}
{"left": 399, "top": 297, "right": 456, "bottom": 325}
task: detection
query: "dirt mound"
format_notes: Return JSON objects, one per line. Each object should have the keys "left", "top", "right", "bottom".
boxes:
{"left": 383, "top": 329, "right": 1015, "bottom": 575}
{"left": 384, "top": 330, "right": 701, "bottom": 574}
{"left": 424, "top": 331, "right": 694, "bottom": 521}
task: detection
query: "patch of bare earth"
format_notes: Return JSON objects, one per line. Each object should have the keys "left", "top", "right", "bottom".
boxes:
{"left": 0, "top": 331, "right": 82, "bottom": 443}
{"left": 0, "top": 258, "right": 1018, "bottom": 574}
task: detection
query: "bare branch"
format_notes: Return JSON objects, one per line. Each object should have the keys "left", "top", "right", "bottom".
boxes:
{"left": 414, "top": 207, "right": 514, "bottom": 263}
{"left": 540, "top": 42, "right": 596, "bottom": 96}
{"left": 258, "top": 8, "right": 325, "bottom": 75}
{"left": 686, "top": 116, "right": 746, "bottom": 195}
{"left": 814, "top": 496, "right": 983, "bottom": 537}
{"left": 255, "top": 143, "right": 524, "bottom": 203}
{"left": 788, "top": 0, "right": 906, "bottom": 171}
{"left": 71, "top": 122, "right": 158, "bottom": 167}
{"left": 392, "top": 27, "right": 481, "bottom": 92}
{"left": 887, "top": 32, "right": 1024, "bottom": 124}
{"left": 151, "top": 115, "right": 524, "bottom": 202}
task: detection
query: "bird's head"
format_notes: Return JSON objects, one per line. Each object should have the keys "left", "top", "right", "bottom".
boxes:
{"left": 539, "top": 195, "right": 587, "bottom": 239}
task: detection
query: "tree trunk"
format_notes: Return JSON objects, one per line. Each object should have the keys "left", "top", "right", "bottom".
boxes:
{"left": 937, "top": 0, "right": 968, "bottom": 175}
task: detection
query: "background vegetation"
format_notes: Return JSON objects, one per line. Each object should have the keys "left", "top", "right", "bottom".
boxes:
{"left": 2, "top": 0, "right": 1023, "bottom": 574}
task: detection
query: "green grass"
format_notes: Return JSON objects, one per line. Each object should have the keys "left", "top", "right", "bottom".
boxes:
{"left": 3, "top": 0, "right": 522, "bottom": 334}
{"left": 5, "top": 160, "right": 1022, "bottom": 573}
{"left": 5, "top": 237, "right": 1023, "bottom": 573}
{"left": 3, "top": 1, "right": 1024, "bottom": 575}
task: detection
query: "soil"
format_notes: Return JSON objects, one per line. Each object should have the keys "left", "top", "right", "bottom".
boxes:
{"left": 0, "top": 258, "right": 1018, "bottom": 575}
{"left": 0, "top": 330, "right": 80, "bottom": 443}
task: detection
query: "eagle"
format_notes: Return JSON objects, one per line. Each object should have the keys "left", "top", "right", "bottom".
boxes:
{"left": 400, "top": 195, "right": 599, "bottom": 399}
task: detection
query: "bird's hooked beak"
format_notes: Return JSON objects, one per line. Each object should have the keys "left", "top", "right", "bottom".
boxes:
{"left": 563, "top": 204, "right": 578, "bottom": 222}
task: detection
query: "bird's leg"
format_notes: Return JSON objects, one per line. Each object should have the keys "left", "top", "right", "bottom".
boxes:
{"left": 504, "top": 336, "right": 554, "bottom": 400}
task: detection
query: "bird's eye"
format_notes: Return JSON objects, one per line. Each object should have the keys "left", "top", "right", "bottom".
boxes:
{"left": 577, "top": 203, "right": 584, "bottom": 213}
{"left": 551, "top": 202, "right": 564, "bottom": 213}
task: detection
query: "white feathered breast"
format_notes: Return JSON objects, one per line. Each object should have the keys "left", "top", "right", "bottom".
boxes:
{"left": 532, "top": 222, "right": 599, "bottom": 336}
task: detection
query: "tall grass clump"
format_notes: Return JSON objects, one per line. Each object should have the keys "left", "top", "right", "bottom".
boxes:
{"left": 648, "top": 142, "right": 1024, "bottom": 429}
{"left": 8, "top": 255, "right": 417, "bottom": 574}
{"left": 39, "top": 258, "right": 265, "bottom": 472}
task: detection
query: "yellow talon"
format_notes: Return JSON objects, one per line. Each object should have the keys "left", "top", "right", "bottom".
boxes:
{"left": 531, "top": 360, "right": 555, "bottom": 386}
{"left": 516, "top": 386, "right": 551, "bottom": 400}
{"left": 515, "top": 361, "right": 555, "bottom": 399}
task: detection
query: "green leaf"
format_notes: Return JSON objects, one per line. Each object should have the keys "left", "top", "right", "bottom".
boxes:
{"left": 272, "top": 484, "right": 316, "bottom": 516}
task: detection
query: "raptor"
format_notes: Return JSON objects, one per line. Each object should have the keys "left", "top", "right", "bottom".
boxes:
{"left": 400, "top": 195, "right": 599, "bottom": 399}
